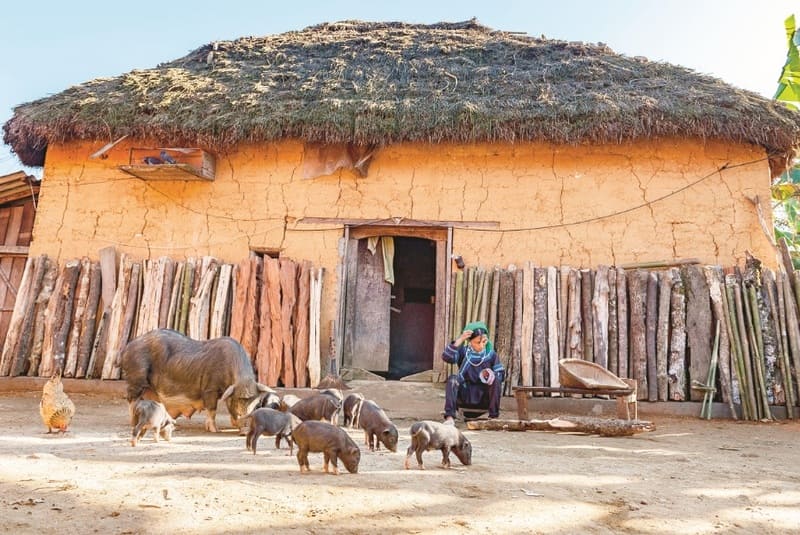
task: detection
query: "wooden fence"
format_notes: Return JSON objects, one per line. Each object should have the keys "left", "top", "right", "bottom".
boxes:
{"left": 449, "top": 256, "right": 799, "bottom": 420}
{"left": 0, "top": 249, "right": 324, "bottom": 388}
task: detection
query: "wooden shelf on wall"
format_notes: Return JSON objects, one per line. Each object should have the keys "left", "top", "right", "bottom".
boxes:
{"left": 119, "top": 147, "right": 215, "bottom": 181}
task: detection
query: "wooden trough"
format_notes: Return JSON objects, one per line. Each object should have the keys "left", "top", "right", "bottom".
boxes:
{"left": 513, "top": 358, "right": 638, "bottom": 421}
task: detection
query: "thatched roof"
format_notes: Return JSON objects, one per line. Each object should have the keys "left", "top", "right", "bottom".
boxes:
{"left": 5, "top": 19, "right": 800, "bottom": 176}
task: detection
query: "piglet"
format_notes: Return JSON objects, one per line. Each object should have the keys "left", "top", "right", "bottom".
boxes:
{"left": 244, "top": 408, "right": 302, "bottom": 455}
{"left": 342, "top": 392, "right": 365, "bottom": 428}
{"left": 404, "top": 420, "right": 472, "bottom": 470}
{"left": 357, "top": 399, "right": 398, "bottom": 452}
{"left": 130, "top": 399, "right": 176, "bottom": 447}
{"left": 289, "top": 394, "right": 341, "bottom": 425}
{"left": 292, "top": 420, "right": 360, "bottom": 475}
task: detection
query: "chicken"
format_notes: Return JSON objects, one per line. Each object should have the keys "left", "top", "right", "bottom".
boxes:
{"left": 39, "top": 373, "right": 75, "bottom": 433}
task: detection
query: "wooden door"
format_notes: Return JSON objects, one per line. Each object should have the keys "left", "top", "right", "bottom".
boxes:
{"left": 0, "top": 203, "right": 34, "bottom": 347}
{"left": 345, "top": 239, "right": 392, "bottom": 371}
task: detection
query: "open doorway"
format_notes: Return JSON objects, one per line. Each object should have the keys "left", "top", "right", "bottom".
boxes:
{"left": 388, "top": 237, "right": 436, "bottom": 379}
{"left": 342, "top": 226, "right": 448, "bottom": 381}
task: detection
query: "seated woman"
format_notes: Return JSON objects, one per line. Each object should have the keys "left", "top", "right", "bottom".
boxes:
{"left": 441, "top": 322, "right": 505, "bottom": 424}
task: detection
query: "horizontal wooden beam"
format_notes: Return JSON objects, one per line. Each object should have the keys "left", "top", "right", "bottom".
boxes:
{"left": 0, "top": 245, "right": 30, "bottom": 257}
{"left": 297, "top": 217, "right": 500, "bottom": 229}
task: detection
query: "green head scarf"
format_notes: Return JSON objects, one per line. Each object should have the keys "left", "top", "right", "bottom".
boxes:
{"left": 463, "top": 321, "right": 493, "bottom": 353}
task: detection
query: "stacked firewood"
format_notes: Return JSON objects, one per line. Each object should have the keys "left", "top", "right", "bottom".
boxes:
{"left": 0, "top": 249, "right": 323, "bottom": 388}
{"left": 449, "top": 256, "right": 800, "bottom": 420}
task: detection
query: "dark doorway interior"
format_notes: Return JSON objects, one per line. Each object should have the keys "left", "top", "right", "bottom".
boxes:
{"left": 388, "top": 237, "right": 436, "bottom": 379}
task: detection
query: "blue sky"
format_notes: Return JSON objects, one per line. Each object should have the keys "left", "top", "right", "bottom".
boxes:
{"left": 1, "top": 0, "right": 796, "bottom": 176}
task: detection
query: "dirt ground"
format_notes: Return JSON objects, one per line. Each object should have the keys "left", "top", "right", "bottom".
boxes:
{"left": 1, "top": 383, "right": 799, "bottom": 535}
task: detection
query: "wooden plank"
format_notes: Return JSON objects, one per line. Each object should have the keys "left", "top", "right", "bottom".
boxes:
{"left": 228, "top": 257, "right": 251, "bottom": 344}
{"left": 188, "top": 258, "right": 219, "bottom": 340}
{"left": 342, "top": 238, "right": 358, "bottom": 367}
{"left": 47, "top": 260, "right": 81, "bottom": 376}
{"left": 308, "top": 267, "right": 324, "bottom": 387}
{"left": 28, "top": 259, "right": 57, "bottom": 377}
{"left": 520, "top": 262, "right": 535, "bottom": 387}
{"left": 102, "top": 255, "right": 131, "bottom": 379}
{"left": 656, "top": 269, "right": 674, "bottom": 401}
{"left": 157, "top": 257, "right": 176, "bottom": 329}
{"left": 559, "top": 266, "right": 569, "bottom": 361}
{"left": 546, "top": 266, "right": 560, "bottom": 388}
{"left": 209, "top": 264, "right": 233, "bottom": 339}
{"left": 264, "top": 257, "right": 283, "bottom": 386}
{"left": 433, "top": 238, "right": 448, "bottom": 376}
{"left": 293, "top": 261, "right": 311, "bottom": 387}
{"left": 255, "top": 260, "right": 272, "bottom": 384}
{"left": 1, "top": 256, "right": 39, "bottom": 375}
{"left": 64, "top": 258, "right": 91, "bottom": 377}
{"left": 580, "top": 269, "right": 594, "bottom": 362}
{"left": 592, "top": 265, "right": 610, "bottom": 369}
{"left": 351, "top": 239, "right": 391, "bottom": 372}
{"left": 645, "top": 271, "right": 658, "bottom": 401}
{"left": 0, "top": 245, "right": 30, "bottom": 256}
{"left": 166, "top": 262, "right": 184, "bottom": 330}
{"left": 616, "top": 268, "right": 629, "bottom": 378}
{"left": 628, "top": 269, "right": 648, "bottom": 400}
{"left": 112, "top": 262, "right": 142, "bottom": 379}
{"left": 683, "top": 265, "right": 712, "bottom": 402}
{"left": 98, "top": 246, "right": 117, "bottom": 310}
{"left": 279, "top": 259, "right": 298, "bottom": 388}
{"left": 304, "top": 218, "right": 499, "bottom": 231}
{"left": 0, "top": 207, "right": 24, "bottom": 343}
{"left": 607, "top": 267, "right": 619, "bottom": 376}
{"left": 75, "top": 261, "right": 101, "bottom": 378}
{"left": 511, "top": 266, "right": 523, "bottom": 390}
{"left": 495, "top": 269, "right": 515, "bottom": 396}
{"left": 566, "top": 269, "right": 582, "bottom": 360}
{"left": 532, "top": 267, "right": 548, "bottom": 387}
{"left": 241, "top": 256, "right": 261, "bottom": 358}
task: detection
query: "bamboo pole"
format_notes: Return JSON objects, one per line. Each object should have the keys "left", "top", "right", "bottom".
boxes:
{"left": 789, "top": 270, "right": 800, "bottom": 406}
{"left": 729, "top": 275, "right": 758, "bottom": 419}
{"left": 771, "top": 270, "right": 796, "bottom": 417}
{"left": 725, "top": 275, "right": 752, "bottom": 419}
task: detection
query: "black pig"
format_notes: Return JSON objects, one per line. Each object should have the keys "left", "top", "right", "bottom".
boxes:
{"left": 122, "top": 329, "right": 272, "bottom": 433}
{"left": 357, "top": 399, "right": 398, "bottom": 452}
{"left": 244, "top": 408, "right": 302, "bottom": 455}
{"left": 404, "top": 420, "right": 472, "bottom": 470}
{"left": 292, "top": 420, "right": 360, "bottom": 475}
{"left": 289, "top": 394, "right": 340, "bottom": 425}
{"left": 342, "top": 393, "right": 365, "bottom": 428}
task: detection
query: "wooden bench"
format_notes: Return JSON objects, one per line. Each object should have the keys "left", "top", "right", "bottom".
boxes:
{"left": 512, "top": 378, "right": 638, "bottom": 421}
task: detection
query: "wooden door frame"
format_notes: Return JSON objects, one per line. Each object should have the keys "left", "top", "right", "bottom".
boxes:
{"left": 342, "top": 225, "right": 450, "bottom": 377}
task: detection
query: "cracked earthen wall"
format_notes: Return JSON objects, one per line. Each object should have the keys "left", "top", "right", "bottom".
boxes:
{"left": 31, "top": 137, "right": 776, "bottom": 349}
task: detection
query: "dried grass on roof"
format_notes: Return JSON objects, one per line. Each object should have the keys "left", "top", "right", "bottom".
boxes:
{"left": 4, "top": 19, "right": 799, "bottom": 175}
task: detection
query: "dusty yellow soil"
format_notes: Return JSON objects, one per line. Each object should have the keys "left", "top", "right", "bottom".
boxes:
{"left": 1, "top": 389, "right": 799, "bottom": 534}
